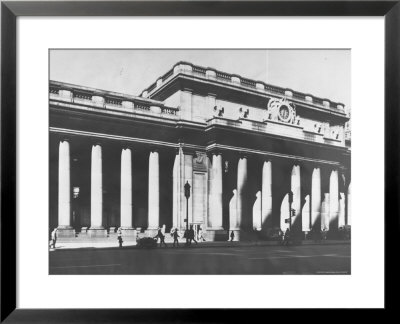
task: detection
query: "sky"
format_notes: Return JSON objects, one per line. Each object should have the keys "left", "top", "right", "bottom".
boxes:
{"left": 50, "top": 49, "right": 350, "bottom": 107}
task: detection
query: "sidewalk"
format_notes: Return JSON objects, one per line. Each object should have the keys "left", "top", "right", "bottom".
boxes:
{"left": 50, "top": 239, "right": 350, "bottom": 252}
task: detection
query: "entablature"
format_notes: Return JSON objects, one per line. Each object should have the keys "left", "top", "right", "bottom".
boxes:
{"left": 49, "top": 127, "right": 345, "bottom": 168}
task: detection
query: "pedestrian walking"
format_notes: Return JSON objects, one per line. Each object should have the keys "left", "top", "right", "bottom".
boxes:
{"left": 230, "top": 230, "right": 235, "bottom": 242}
{"left": 172, "top": 228, "right": 180, "bottom": 247}
{"left": 198, "top": 227, "right": 206, "bottom": 242}
{"left": 188, "top": 225, "right": 198, "bottom": 245}
{"left": 283, "top": 228, "right": 290, "bottom": 246}
{"left": 117, "top": 227, "right": 123, "bottom": 248}
{"left": 155, "top": 227, "right": 167, "bottom": 247}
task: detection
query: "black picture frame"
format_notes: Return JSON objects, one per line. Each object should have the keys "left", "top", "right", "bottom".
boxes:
{"left": 1, "top": 0, "right": 398, "bottom": 322}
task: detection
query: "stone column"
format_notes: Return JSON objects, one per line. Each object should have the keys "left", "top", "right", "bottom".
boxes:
{"left": 321, "top": 193, "right": 330, "bottom": 230}
{"left": 89, "top": 143, "right": 106, "bottom": 237}
{"left": 148, "top": 149, "right": 160, "bottom": 233}
{"left": 120, "top": 147, "right": 135, "bottom": 238}
{"left": 209, "top": 153, "right": 223, "bottom": 229}
{"left": 57, "top": 140, "right": 75, "bottom": 237}
{"left": 302, "top": 195, "right": 311, "bottom": 232}
{"left": 261, "top": 160, "right": 272, "bottom": 230}
{"left": 172, "top": 151, "right": 180, "bottom": 229}
{"left": 339, "top": 192, "right": 346, "bottom": 228}
{"left": 235, "top": 155, "right": 248, "bottom": 238}
{"left": 229, "top": 189, "right": 238, "bottom": 241}
{"left": 311, "top": 167, "right": 322, "bottom": 228}
{"left": 253, "top": 191, "right": 262, "bottom": 230}
{"left": 347, "top": 182, "right": 352, "bottom": 226}
{"left": 291, "top": 164, "right": 301, "bottom": 227}
{"left": 329, "top": 169, "right": 339, "bottom": 231}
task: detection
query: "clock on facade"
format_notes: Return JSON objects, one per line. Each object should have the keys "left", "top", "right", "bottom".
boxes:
{"left": 279, "top": 104, "right": 291, "bottom": 122}
{"left": 267, "top": 97, "right": 296, "bottom": 124}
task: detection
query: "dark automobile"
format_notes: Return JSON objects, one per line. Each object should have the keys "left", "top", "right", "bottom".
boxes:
{"left": 137, "top": 237, "right": 158, "bottom": 248}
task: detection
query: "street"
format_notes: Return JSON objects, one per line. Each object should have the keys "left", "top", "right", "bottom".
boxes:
{"left": 49, "top": 243, "right": 350, "bottom": 275}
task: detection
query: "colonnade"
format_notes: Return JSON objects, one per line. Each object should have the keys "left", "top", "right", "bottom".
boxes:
{"left": 57, "top": 139, "right": 163, "bottom": 237}
{"left": 56, "top": 139, "right": 350, "bottom": 239}
{"left": 206, "top": 152, "right": 350, "bottom": 240}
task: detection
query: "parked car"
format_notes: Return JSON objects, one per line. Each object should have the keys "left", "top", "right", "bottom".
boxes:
{"left": 137, "top": 237, "right": 158, "bottom": 248}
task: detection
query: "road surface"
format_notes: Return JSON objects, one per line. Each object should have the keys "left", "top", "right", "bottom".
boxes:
{"left": 49, "top": 243, "right": 350, "bottom": 275}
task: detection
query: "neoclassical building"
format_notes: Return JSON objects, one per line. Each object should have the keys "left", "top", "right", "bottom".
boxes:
{"left": 49, "top": 61, "right": 351, "bottom": 241}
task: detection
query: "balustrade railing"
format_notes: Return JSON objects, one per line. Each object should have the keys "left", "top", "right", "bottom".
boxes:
{"left": 215, "top": 71, "right": 231, "bottom": 81}
{"left": 192, "top": 65, "right": 206, "bottom": 76}
{"left": 49, "top": 82, "right": 179, "bottom": 117}
{"left": 74, "top": 92, "right": 92, "bottom": 101}
{"left": 134, "top": 103, "right": 150, "bottom": 111}
{"left": 161, "top": 107, "right": 178, "bottom": 115}
{"left": 240, "top": 78, "right": 256, "bottom": 88}
{"left": 105, "top": 98, "right": 122, "bottom": 106}
{"left": 293, "top": 91, "right": 306, "bottom": 100}
{"left": 313, "top": 97, "right": 324, "bottom": 106}
{"left": 264, "top": 84, "right": 285, "bottom": 95}
{"left": 50, "top": 87, "right": 59, "bottom": 95}
{"left": 140, "top": 62, "right": 345, "bottom": 113}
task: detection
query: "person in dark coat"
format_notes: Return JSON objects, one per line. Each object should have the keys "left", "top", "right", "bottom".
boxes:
{"left": 117, "top": 227, "right": 123, "bottom": 248}
{"left": 230, "top": 231, "right": 235, "bottom": 242}
{"left": 283, "top": 228, "right": 291, "bottom": 246}
{"left": 188, "top": 225, "right": 198, "bottom": 245}
{"left": 155, "top": 227, "right": 167, "bottom": 247}
{"left": 172, "top": 228, "right": 180, "bottom": 247}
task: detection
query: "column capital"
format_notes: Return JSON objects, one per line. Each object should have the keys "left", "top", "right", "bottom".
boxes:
{"left": 182, "top": 87, "right": 193, "bottom": 93}
{"left": 261, "top": 155, "right": 273, "bottom": 163}
{"left": 229, "top": 151, "right": 249, "bottom": 161}
{"left": 149, "top": 146, "right": 160, "bottom": 153}
{"left": 206, "top": 149, "right": 223, "bottom": 158}
{"left": 120, "top": 142, "right": 134, "bottom": 151}
{"left": 293, "top": 159, "right": 301, "bottom": 167}
{"left": 59, "top": 137, "right": 71, "bottom": 143}
{"left": 90, "top": 140, "right": 103, "bottom": 147}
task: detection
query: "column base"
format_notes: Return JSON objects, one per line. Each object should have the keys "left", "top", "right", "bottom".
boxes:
{"left": 87, "top": 228, "right": 107, "bottom": 238}
{"left": 56, "top": 227, "right": 76, "bottom": 238}
{"left": 121, "top": 228, "right": 137, "bottom": 241}
{"left": 145, "top": 228, "right": 159, "bottom": 238}
{"left": 206, "top": 228, "right": 228, "bottom": 241}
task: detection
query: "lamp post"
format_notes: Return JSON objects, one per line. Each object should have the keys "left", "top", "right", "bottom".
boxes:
{"left": 184, "top": 181, "right": 191, "bottom": 245}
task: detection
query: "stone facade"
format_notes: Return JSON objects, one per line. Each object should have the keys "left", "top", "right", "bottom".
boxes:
{"left": 49, "top": 61, "right": 351, "bottom": 241}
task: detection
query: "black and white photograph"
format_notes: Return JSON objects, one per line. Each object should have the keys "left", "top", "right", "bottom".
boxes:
{"left": 48, "top": 49, "right": 351, "bottom": 275}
